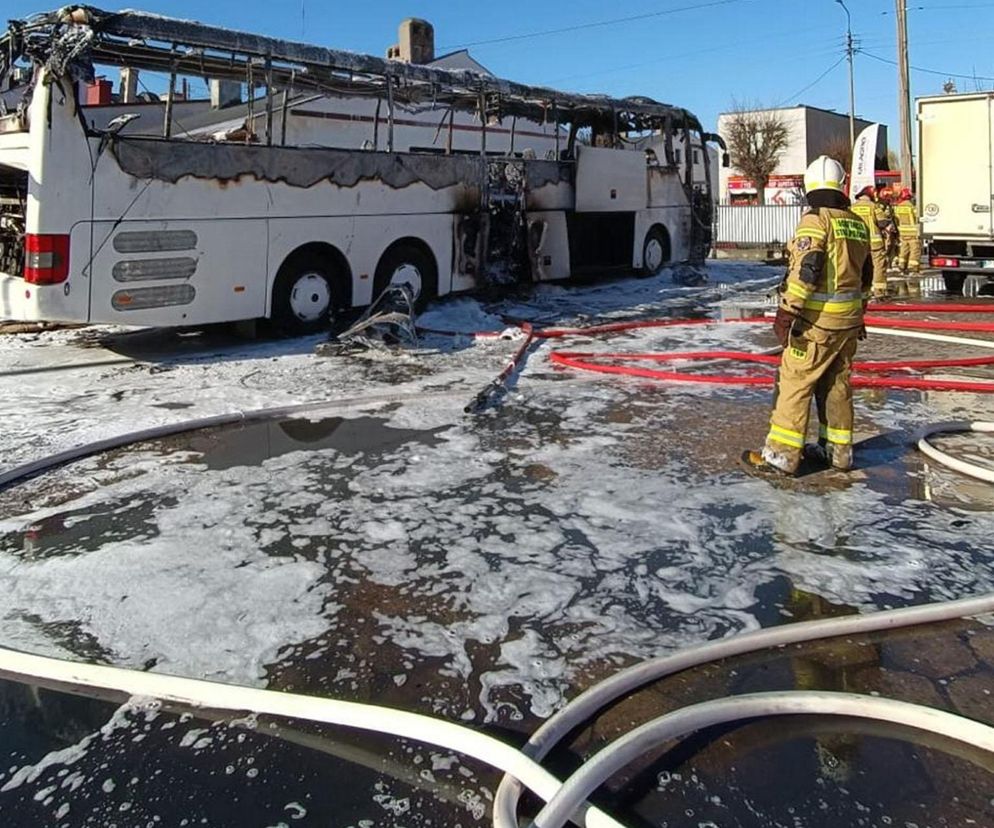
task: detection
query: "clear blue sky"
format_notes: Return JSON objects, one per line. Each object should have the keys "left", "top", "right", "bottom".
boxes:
{"left": 8, "top": 0, "right": 994, "bottom": 148}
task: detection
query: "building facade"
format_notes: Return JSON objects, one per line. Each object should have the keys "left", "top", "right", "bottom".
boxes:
{"left": 716, "top": 105, "right": 888, "bottom": 205}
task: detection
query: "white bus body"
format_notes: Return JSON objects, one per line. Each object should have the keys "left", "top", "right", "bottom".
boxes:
{"left": 0, "top": 9, "right": 720, "bottom": 332}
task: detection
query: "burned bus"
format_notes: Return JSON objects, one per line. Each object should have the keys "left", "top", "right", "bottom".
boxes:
{"left": 0, "top": 7, "right": 724, "bottom": 332}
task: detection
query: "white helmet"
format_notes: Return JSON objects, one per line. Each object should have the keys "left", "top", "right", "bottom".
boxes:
{"left": 804, "top": 155, "right": 846, "bottom": 195}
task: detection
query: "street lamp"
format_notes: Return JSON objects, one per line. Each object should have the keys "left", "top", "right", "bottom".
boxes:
{"left": 836, "top": 0, "right": 857, "bottom": 150}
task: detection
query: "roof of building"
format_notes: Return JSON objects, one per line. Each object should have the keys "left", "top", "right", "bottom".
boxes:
{"left": 718, "top": 103, "right": 884, "bottom": 127}
{"left": 428, "top": 49, "right": 493, "bottom": 77}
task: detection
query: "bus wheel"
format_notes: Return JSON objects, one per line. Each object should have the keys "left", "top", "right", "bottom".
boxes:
{"left": 942, "top": 271, "right": 966, "bottom": 296}
{"left": 374, "top": 242, "right": 438, "bottom": 314}
{"left": 639, "top": 225, "right": 671, "bottom": 278}
{"left": 272, "top": 259, "right": 341, "bottom": 334}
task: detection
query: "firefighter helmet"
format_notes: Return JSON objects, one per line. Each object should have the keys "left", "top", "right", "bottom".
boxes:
{"left": 803, "top": 156, "right": 847, "bottom": 195}
{"left": 899, "top": 187, "right": 913, "bottom": 201}
{"left": 878, "top": 186, "right": 894, "bottom": 202}
{"left": 856, "top": 185, "right": 876, "bottom": 200}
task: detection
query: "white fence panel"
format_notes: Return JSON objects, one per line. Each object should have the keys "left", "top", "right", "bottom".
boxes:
{"left": 716, "top": 205, "right": 803, "bottom": 245}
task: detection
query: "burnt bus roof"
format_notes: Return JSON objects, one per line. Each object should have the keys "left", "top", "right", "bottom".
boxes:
{"left": 0, "top": 6, "right": 705, "bottom": 134}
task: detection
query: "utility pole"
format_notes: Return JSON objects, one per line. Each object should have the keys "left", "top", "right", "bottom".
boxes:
{"left": 896, "top": 0, "right": 914, "bottom": 189}
{"left": 836, "top": 0, "right": 856, "bottom": 149}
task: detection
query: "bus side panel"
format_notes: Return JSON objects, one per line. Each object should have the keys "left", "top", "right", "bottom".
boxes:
{"left": 87, "top": 219, "right": 268, "bottom": 326}
{"left": 643, "top": 167, "right": 693, "bottom": 265}
{"left": 268, "top": 214, "right": 454, "bottom": 310}
{"left": 525, "top": 211, "right": 571, "bottom": 282}
{"left": 634, "top": 207, "right": 690, "bottom": 267}
{"left": 267, "top": 216, "right": 357, "bottom": 312}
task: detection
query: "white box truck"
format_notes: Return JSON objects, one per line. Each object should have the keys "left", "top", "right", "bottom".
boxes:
{"left": 918, "top": 92, "right": 994, "bottom": 295}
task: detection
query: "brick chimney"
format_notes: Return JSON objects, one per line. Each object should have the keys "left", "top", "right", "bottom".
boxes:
{"left": 387, "top": 18, "right": 435, "bottom": 64}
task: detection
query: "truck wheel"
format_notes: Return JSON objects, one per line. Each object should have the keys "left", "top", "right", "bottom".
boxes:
{"left": 942, "top": 271, "right": 966, "bottom": 296}
{"left": 639, "top": 226, "right": 670, "bottom": 278}
{"left": 373, "top": 243, "right": 438, "bottom": 314}
{"left": 271, "top": 257, "right": 343, "bottom": 335}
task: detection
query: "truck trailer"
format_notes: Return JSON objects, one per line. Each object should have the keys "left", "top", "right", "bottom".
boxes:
{"left": 918, "top": 91, "right": 994, "bottom": 295}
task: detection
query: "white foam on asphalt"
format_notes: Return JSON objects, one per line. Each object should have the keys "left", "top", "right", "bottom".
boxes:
{"left": 1, "top": 261, "right": 992, "bottom": 726}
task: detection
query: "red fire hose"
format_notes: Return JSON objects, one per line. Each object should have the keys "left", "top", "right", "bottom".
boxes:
{"left": 544, "top": 304, "right": 994, "bottom": 393}
{"left": 451, "top": 303, "right": 994, "bottom": 411}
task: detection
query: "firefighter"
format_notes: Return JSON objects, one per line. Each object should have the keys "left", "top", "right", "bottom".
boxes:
{"left": 878, "top": 186, "right": 899, "bottom": 272}
{"left": 850, "top": 185, "right": 889, "bottom": 298}
{"left": 743, "top": 156, "right": 873, "bottom": 476}
{"left": 894, "top": 187, "right": 922, "bottom": 296}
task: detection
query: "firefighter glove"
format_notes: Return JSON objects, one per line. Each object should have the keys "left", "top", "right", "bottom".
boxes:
{"left": 773, "top": 308, "right": 794, "bottom": 348}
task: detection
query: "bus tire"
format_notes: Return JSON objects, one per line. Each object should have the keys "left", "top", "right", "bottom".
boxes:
{"left": 373, "top": 241, "right": 438, "bottom": 314}
{"left": 271, "top": 255, "right": 345, "bottom": 335}
{"left": 942, "top": 270, "right": 966, "bottom": 296}
{"left": 639, "top": 225, "right": 671, "bottom": 278}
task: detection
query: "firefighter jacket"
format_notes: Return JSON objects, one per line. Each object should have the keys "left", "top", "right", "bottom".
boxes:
{"left": 874, "top": 200, "right": 895, "bottom": 235}
{"left": 850, "top": 196, "right": 885, "bottom": 249}
{"left": 894, "top": 199, "right": 920, "bottom": 239}
{"left": 780, "top": 207, "right": 873, "bottom": 331}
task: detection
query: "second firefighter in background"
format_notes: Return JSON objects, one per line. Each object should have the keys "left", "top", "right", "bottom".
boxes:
{"left": 894, "top": 187, "right": 921, "bottom": 292}
{"left": 850, "top": 185, "right": 891, "bottom": 299}
{"left": 745, "top": 156, "right": 873, "bottom": 476}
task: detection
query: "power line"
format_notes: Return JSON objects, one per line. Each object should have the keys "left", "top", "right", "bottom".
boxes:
{"left": 546, "top": 23, "right": 820, "bottom": 86}
{"left": 860, "top": 48, "right": 994, "bottom": 82}
{"left": 775, "top": 54, "right": 848, "bottom": 108}
{"left": 439, "top": 0, "right": 750, "bottom": 50}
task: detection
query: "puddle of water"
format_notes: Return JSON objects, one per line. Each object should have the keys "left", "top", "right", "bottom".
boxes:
{"left": 171, "top": 415, "right": 442, "bottom": 471}
{"left": 0, "top": 680, "right": 472, "bottom": 828}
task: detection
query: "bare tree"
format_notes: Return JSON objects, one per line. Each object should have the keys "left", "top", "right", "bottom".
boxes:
{"left": 723, "top": 103, "right": 790, "bottom": 205}
{"left": 817, "top": 135, "right": 853, "bottom": 175}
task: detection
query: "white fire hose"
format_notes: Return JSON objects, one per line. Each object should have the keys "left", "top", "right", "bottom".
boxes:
{"left": 918, "top": 421, "right": 994, "bottom": 484}
{"left": 0, "top": 595, "right": 992, "bottom": 828}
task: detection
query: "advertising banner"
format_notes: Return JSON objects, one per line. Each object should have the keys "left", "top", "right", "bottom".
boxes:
{"left": 850, "top": 123, "right": 880, "bottom": 196}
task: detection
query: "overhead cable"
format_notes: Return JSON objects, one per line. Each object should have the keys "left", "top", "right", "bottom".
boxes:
{"left": 860, "top": 48, "right": 994, "bottom": 82}
{"left": 440, "top": 0, "right": 750, "bottom": 50}
{"left": 775, "top": 53, "right": 848, "bottom": 107}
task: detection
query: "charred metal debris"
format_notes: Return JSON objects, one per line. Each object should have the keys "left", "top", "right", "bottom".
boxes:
{"left": 1, "top": 6, "right": 721, "bottom": 151}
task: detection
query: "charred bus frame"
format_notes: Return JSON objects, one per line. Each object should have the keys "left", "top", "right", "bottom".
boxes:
{"left": 0, "top": 7, "right": 726, "bottom": 330}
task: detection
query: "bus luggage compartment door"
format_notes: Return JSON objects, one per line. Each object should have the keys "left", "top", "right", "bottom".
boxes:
{"left": 575, "top": 145, "right": 648, "bottom": 213}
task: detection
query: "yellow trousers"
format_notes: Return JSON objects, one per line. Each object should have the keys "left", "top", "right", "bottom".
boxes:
{"left": 765, "top": 327, "right": 860, "bottom": 473}
{"left": 898, "top": 237, "right": 921, "bottom": 274}
{"left": 870, "top": 246, "right": 888, "bottom": 295}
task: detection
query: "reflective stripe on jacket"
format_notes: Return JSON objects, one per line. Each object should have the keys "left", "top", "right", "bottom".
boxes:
{"left": 894, "top": 202, "right": 919, "bottom": 238}
{"left": 851, "top": 199, "right": 885, "bottom": 249}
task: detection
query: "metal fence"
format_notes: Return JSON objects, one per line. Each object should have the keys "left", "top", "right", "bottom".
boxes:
{"left": 715, "top": 205, "right": 803, "bottom": 247}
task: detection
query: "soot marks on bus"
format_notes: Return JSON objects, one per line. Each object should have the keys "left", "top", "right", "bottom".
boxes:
{"left": 106, "top": 139, "right": 573, "bottom": 195}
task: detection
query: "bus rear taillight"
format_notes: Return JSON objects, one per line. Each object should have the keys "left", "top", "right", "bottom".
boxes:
{"left": 930, "top": 256, "right": 959, "bottom": 268}
{"left": 24, "top": 234, "right": 70, "bottom": 284}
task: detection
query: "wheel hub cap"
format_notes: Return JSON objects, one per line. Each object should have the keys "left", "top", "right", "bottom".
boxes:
{"left": 290, "top": 273, "right": 331, "bottom": 322}
{"left": 390, "top": 263, "right": 423, "bottom": 298}
{"left": 645, "top": 239, "right": 664, "bottom": 271}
